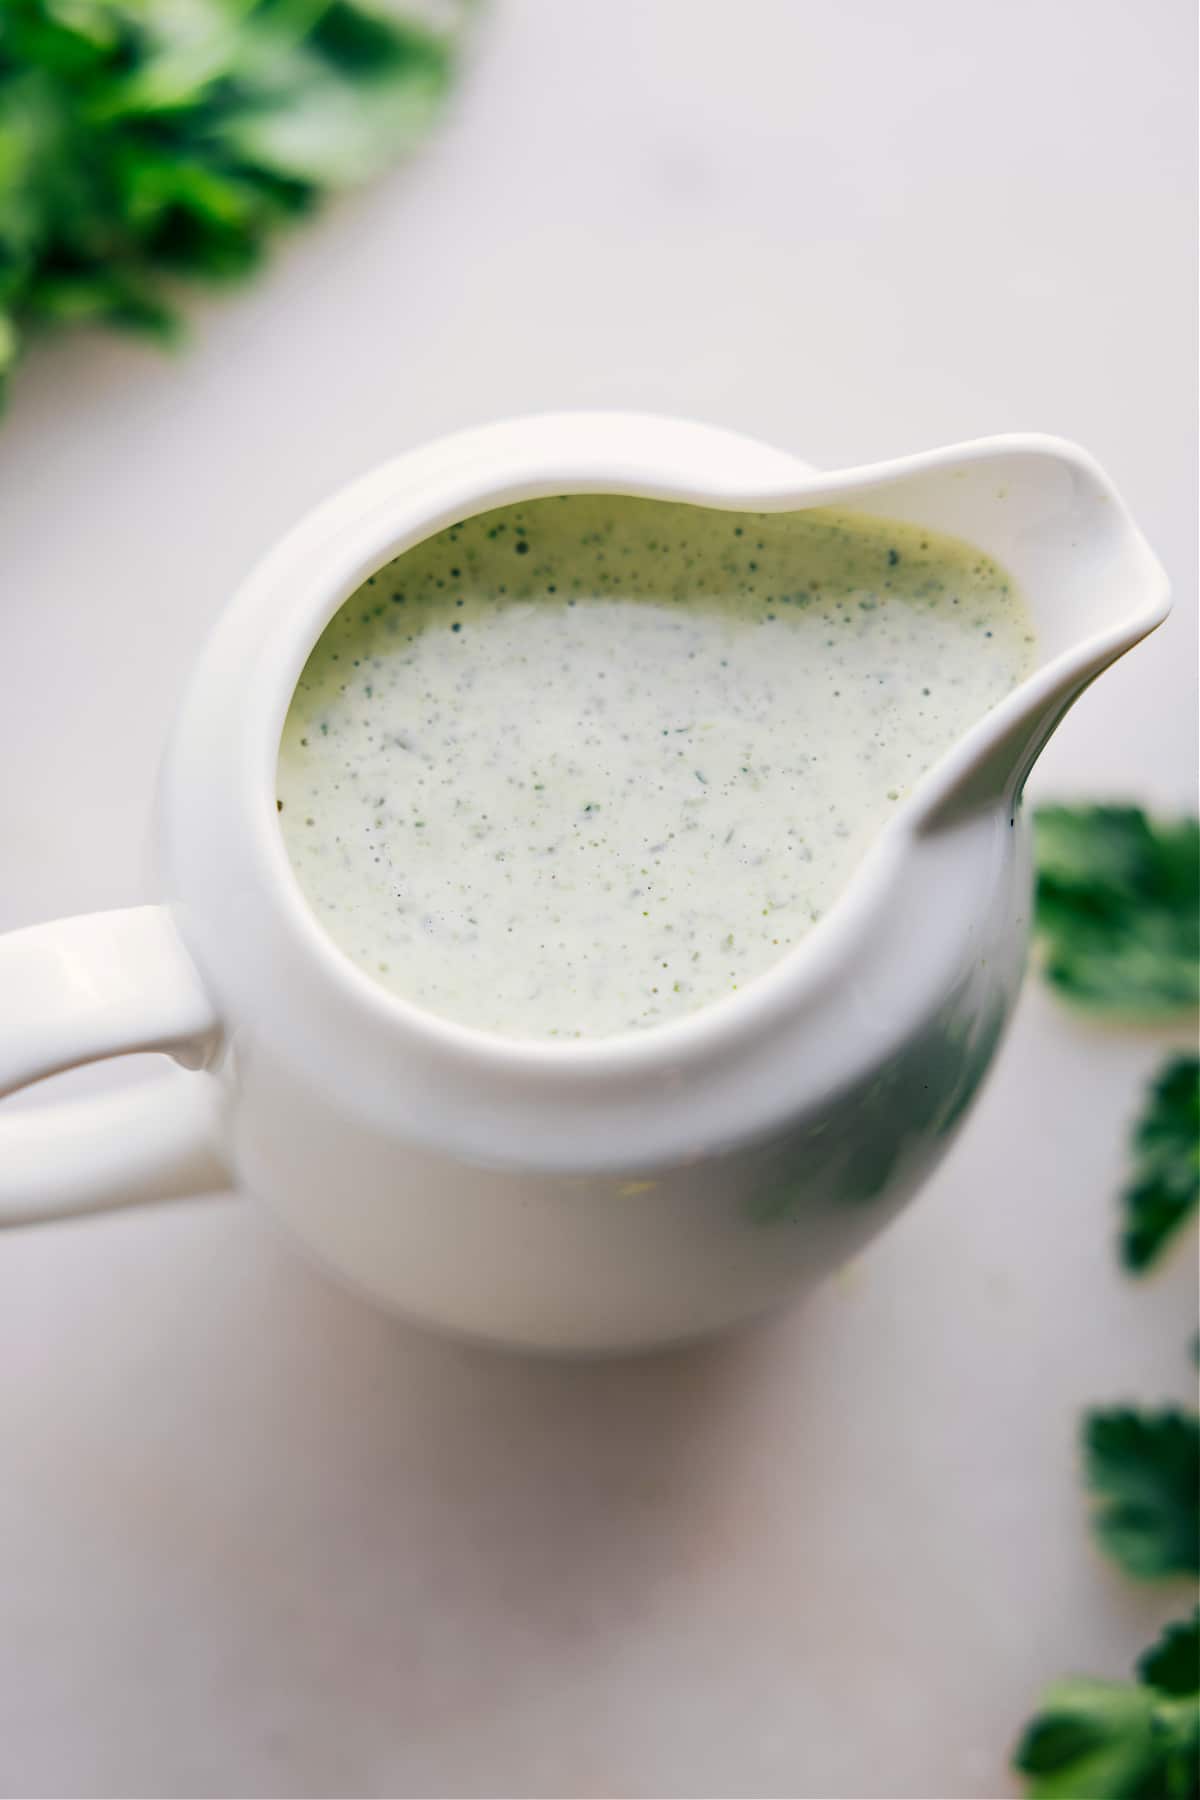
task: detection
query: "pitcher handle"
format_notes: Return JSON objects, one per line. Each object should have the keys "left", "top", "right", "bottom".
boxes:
{"left": 0, "top": 906, "right": 230, "bottom": 1227}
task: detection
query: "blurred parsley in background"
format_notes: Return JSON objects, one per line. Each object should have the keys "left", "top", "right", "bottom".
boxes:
{"left": 0, "top": 0, "right": 463, "bottom": 392}
{"left": 1015, "top": 805, "right": 1200, "bottom": 1799}
{"left": 1015, "top": 1613, "right": 1199, "bottom": 1800}
{"left": 1034, "top": 807, "right": 1199, "bottom": 1019}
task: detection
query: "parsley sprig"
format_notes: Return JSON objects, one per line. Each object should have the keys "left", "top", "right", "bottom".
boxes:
{"left": 1084, "top": 1407, "right": 1200, "bottom": 1581}
{"left": 1015, "top": 1613, "right": 1200, "bottom": 1800}
{"left": 1122, "top": 1056, "right": 1200, "bottom": 1273}
{"left": 1034, "top": 807, "right": 1199, "bottom": 1018}
{"left": 1013, "top": 805, "right": 1200, "bottom": 1799}
{"left": 0, "top": 0, "right": 460, "bottom": 389}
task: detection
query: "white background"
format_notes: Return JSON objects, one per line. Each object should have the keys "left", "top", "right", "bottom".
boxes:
{"left": 1, "top": 2, "right": 1196, "bottom": 1794}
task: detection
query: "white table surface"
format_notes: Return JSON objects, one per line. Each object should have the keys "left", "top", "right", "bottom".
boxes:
{"left": 1, "top": 3, "right": 1196, "bottom": 1795}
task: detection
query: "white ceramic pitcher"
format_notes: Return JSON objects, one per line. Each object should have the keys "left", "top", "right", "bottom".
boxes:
{"left": 0, "top": 415, "right": 1169, "bottom": 1352}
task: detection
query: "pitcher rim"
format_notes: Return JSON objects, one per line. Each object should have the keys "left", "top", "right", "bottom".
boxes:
{"left": 242, "top": 418, "right": 1170, "bottom": 1075}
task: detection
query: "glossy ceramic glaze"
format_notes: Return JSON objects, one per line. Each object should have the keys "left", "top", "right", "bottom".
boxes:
{"left": 0, "top": 415, "right": 1169, "bottom": 1351}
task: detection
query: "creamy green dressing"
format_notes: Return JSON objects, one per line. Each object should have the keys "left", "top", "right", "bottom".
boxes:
{"left": 277, "top": 496, "right": 1035, "bottom": 1039}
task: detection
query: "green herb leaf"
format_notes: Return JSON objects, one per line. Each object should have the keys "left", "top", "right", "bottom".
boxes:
{"left": 1083, "top": 1407, "right": 1200, "bottom": 1579}
{"left": 1139, "top": 1613, "right": 1200, "bottom": 1698}
{"left": 1121, "top": 1055, "right": 1200, "bottom": 1272}
{"left": 1013, "top": 1612, "right": 1200, "bottom": 1800}
{"left": 1014, "top": 1682, "right": 1186, "bottom": 1800}
{"left": 0, "top": 0, "right": 463, "bottom": 394}
{"left": 1033, "top": 807, "right": 1200, "bottom": 1017}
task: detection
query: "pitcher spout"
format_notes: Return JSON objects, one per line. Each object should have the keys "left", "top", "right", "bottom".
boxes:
{"left": 867, "top": 433, "right": 1174, "bottom": 827}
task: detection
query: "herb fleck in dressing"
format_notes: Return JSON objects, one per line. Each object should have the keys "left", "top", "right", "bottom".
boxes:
{"left": 277, "top": 496, "right": 1035, "bottom": 1038}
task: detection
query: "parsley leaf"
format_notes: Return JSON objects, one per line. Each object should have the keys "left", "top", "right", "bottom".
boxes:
{"left": 1013, "top": 1612, "right": 1200, "bottom": 1800}
{"left": 1141, "top": 1613, "right": 1200, "bottom": 1699}
{"left": 0, "top": 0, "right": 462, "bottom": 391}
{"left": 1033, "top": 807, "right": 1200, "bottom": 1017}
{"left": 1083, "top": 1407, "right": 1200, "bottom": 1579}
{"left": 1122, "top": 1056, "right": 1200, "bottom": 1272}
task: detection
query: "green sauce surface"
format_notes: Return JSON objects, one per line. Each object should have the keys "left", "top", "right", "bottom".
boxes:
{"left": 277, "top": 496, "right": 1035, "bottom": 1038}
